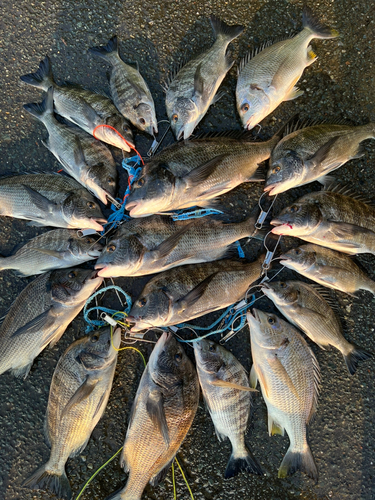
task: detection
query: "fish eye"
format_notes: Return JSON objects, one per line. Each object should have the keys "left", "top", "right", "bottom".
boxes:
{"left": 175, "top": 352, "right": 182, "bottom": 362}
{"left": 280, "top": 282, "right": 287, "bottom": 288}
{"left": 241, "top": 102, "right": 250, "bottom": 113}
{"left": 135, "top": 178, "right": 145, "bottom": 188}
{"left": 85, "top": 237, "right": 95, "bottom": 244}
{"left": 107, "top": 176, "right": 116, "bottom": 186}
{"left": 139, "top": 118, "right": 146, "bottom": 126}
{"left": 295, "top": 248, "right": 301, "bottom": 255}
{"left": 138, "top": 297, "right": 147, "bottom": 307}
{"left": 172, "top": 113, "right": 178, "bottom": 123}
{"left": 289, "top": 205, "right": 299, "bottom": 213}
{"left": 91, "top": 332, "right": 100, "bottom": 343}
{"left": 209, "top": 344, "right": 215, "bottom": 352}
{"left": 272, "top": 166, "right": 281, "bottom": 173}
{"left": 107, "top": 244, "right": 116, "bottom": 252}
{"left": 268, "top": 316, "right": 276, "bottom": 325}
{"left": 87, "top": 201, "right": 96, "bottom": 209}
{"left": 68, "top": 270, "right": 77, "bottom": 278}
{"left": 123, "top": 124, "right": 130, "bottom": 133}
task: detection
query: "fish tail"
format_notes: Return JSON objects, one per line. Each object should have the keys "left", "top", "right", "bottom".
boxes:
{"left": 209, "top": 15, "right": 244, "bottom": 43}
{"left": 224, "top": 445, "right": 263, "bottom": 478}
{"left": 23, "top": 86, "right": 54, "bottom": 122}
{"left": 20, "top": 55, "right": 54, "bottom": 90}
{"left": 89, "top": 36, "right": 120, "bottom": 64}
{"left": 22, "top": 462, "right": 72, "bottom": 500}
{"left": 344, "top": 344, "right": 372, "bottom": 376}
{"left": 302, "top": 6, "right": 339, "bottom": 39}
{"left": 278, "top": 444, "right": 318, "bottom": 481}
{"left": 361, "top": 122, "right": 375, "bottom": 139}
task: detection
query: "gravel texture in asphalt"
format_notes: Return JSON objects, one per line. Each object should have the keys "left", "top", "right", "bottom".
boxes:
{"left": 0, "top": 1, "right": 374, "bottom": 499}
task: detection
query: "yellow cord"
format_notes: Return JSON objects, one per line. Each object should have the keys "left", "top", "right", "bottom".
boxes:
{"left": 175, "top": 457, "right": 195, "bottom": 500}
{"left": 172, "top": 461, "right": 177, "bottom": 500}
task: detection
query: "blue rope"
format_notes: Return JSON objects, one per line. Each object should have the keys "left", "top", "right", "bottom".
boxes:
{"left": 171, "top": 208, "right": 223, "bottom": 221}
{"left": 83, "top": 285, "right": 133, "bottom": 332}
{"left": 174, "top": 294, "right": 256, "bottom": 343}
{"left": 235, "top": 240, "right": 245, "bottom": 258}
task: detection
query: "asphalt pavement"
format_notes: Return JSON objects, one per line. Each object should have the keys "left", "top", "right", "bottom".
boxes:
{"left": 0, "top": 0, "right": 374, "bottom": 499}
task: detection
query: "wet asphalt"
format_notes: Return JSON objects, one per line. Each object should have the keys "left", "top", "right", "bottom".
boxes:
{"left": 0, "top": 0, "right": 375, "bottom": 499}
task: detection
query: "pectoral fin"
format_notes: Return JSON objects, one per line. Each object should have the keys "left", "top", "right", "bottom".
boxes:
{"left": 304, "top": 137, "right": 340, "bottom": 170}
{"left": 61, "top": 376, "right": 98, "bottom": 419}
{"left": 152, "top": 222, "right": 195, "bottom": 260}
{"left": 146, "top": 388, "right": 170, "bottom": 445}
{"left": 10, "top": 309, "right": 55, "bottom": 339}
{"left": 33, "top": 249, "right": 65, "bottom": 259}
{"left": 22, "top": 185, "right": 56, "bottom": 215}
{"left": 249, "top": 364, "right": 258, "bottom": 389}
{"left": 174, "top": 273, "right": 216, "bottom": 314}
{"left": 184, "top": 155, "right": 226, "bottom": 188}
{"left": 268, "top": 354, "right": 301, "bottom": 403}
{"left": 193, "top": 63, "right": 204, "bottom": 101}
{"left": 211, "top": 378, "right": 258, "bottom": 392}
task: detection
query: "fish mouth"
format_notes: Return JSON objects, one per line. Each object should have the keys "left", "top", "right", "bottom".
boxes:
{"left": 270, "top": 219, "right": 293, "bottom": 235}
{"left": 125, "top": 201, "right": 149, "bottom": 218}
{"left": 111, "top": 326, "right": 122, "bottom": 350}
{"left": 96, "top": 265, "right": 115, "bottom": 278}
{"left": 247, "top": 308, "right": 260, "bottom": 325}
{"left": 88, "top": 218, "right": 107, "bottom": 232}
{"left": 264, "top": 183, "right": 282, "bottom": 196}
{"left": 88, "top": 250, "right": 102, "bottom": 258}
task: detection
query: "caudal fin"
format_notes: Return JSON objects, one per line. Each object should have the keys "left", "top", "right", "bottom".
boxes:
{"left": 22, "top": 463, "right": 72, "bottom": 500}
{"left": 20, "top": 56, "right": 54, "bottom": 90}
{"left": 344, "top": 344, "right": 372, "bottom": 376}
{"left": 23, "top": 86, "right": 54, "bottom": 122}
{"left": 302, "top": 6, "right": 339, "bottom": 39}
{"left": 224, "top": 445, "right": 263, "bottom": 478}
{"left": 89, "top": 36, "right": 119, "bottom": 63}
{"left": 278, "top": 445, "right": 318, "bottom": 481}
{"left": 210, "top": 15, "right": 244, "bottom": 43}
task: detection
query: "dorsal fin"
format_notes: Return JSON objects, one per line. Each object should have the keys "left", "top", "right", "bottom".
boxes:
{"left": 164, "top": 56, "right": 191, "bottom": 88}
{"left": 191, "top": 129, "right": 255, "bottom": 141}
{"left": 307, "top": 345, "right": 321, "bottom": 425}
{"left": 306, "top": 283, "right": 340, "bottom": 313}
{"left": 323, "top": 182, "right": 375, "bottom": 207}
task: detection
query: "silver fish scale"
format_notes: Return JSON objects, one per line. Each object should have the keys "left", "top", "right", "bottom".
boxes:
{"left": 121, "top": 365, "right": 198, "bottom": 498}
{"left": 45, "top": 348, "right": 116, "bottom": 469}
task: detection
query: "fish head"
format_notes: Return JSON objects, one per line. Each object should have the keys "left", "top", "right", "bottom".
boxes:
{"left": 63, "top": 191, "right": 107, "bottom": 231}
{"left": 69, "top": 232, "right": 104, "bottom": 259}
{"left": 133, "top": 102, "right": 158, "bottom": 136}
{"left": 193, "top": 339, "right": 225, "bottom": 374}
{"left": 126, "top": 165, "right": 176, "bottom": 217}
{"left": 279, "top": 245, "right": 316, "bottom": 271}
{"left": 84, "top": 163, "right": 118, "bottom": 204}
{"left": 128, "top": 288, "right": 172, "bottom": 332}
{"left": 95, "top": 234, "right": 144, "bottom": 277}
{"left": 93, "top": 121, "right": 132, "bottom": 152}
{"left": 265, "top": 151, "right": 305, "bottom": 195}
{"left": 237, "top": 89, "right": 269, "bottom": 130}
{"left": 106, "top": 114, "right": 135, "bottom": 149}
{"left": 78, "top": 326, "right": 121, "bottom": 370}
{"left": 271, "top": 201, "right": 322, "bottom": 237}
{"left": 169, "top": 97, "right": 199, "bottom": 140}
{"left": 247, "top": 308, "right": 290, "bottom": 350}
{"left": 149, "top": 331, "right": 189, "bottom": 386}
{"left": 50, "top": 268, "right": 103, "bottom": 305}
{"left": 262, "top": 280, "right": 299, "bottom": 306}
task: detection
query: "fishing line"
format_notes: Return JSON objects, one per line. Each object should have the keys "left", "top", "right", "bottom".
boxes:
{"left": 255, "top": 192, "right": 278, "bottom": 229}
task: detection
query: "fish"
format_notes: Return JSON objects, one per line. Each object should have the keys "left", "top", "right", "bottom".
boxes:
{"left": 107, "top": 331, "right": 199, "bottom": 500}
{"left": 165, "top": 16, "right": 244, "bottom": 140}
{"left": 0, "top": 268, "right": 103, "bottom": 378}
{"left": 236, "top": 7, "right": 338, "bottom": 130}
{"left": 125, "top": 130, "right": 281, "bottom": 217}
{"left": 89, "top": 36, "right": 158, "bottom": 136}
{"left": 279, "top": 244, "right": 375, "bottom": 296}
{"left": 248, "top": 308, "right": 320, "bottom": 480}
{"left": 265, "top": 121, "right": 375, "bottom": 195}
{"left": 0, "top": 173, "right": 106, "bottom": 230}
{"left": 95, "top": 213, "right": 262, "bottom": 277}
{"left": 23, "top": 327, "right": 121, "bottom": 500}
{"left": 24, "top": 87, "right": 118, "bottom": 205}
{"left": 271, "top": 184, "right": 375, "bottom": 255}
{"left": 20, "top": 56, "right": 134, "bottom": 151}
{"left": 193, "top": 339, "right": 262, "bottom": 478}
{"left": 128, "top": 256, "right": 263, "bottom": 334}
{"left": 262, "top": 280, "right": 372, "bottom": 375}
{"left": 0, "top": 229, "right": 103, "bottom": 276}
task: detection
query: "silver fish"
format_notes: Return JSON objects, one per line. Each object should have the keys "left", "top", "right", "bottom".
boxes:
{"left": 0, "top": 173, "right": 106, "bottom": 231}
{"left": 128, "top": 257, "right": 263, "bottom": 334}
{"left": 0, "top": 229, "right": 102, "bottom": 276}
{"left": 108, "top": 331, "right": 199, "bottom": 500}
{"left": 271, "top": 184, "right": 375, "bottom": 255}
{"left": 90, "top": 36, "right": 157, "bottom": 136}
{"left": 0, "top": 268, "right": 103, "bottom": 378}
{"left": 265, "top": 121, "right": 375, "bottom": 195}
{"left": 194, "top": 339, "right": 262, "bottom": 478}
{"left": 248, "top": 309, "right": 320, "bottom": 480}
{"left": 20, "top": 56, "right": 134, "bottom": 151}
{"left": 95, "top": 213, "right": 261, "bottom": 277}
{"left": 23, "top": 327, "right": 121, "bottom": 500}
{"left": 262, "top": 280, "right": 372, "bottom": 375}
{"left": 166, "top": 16, "right": 244, "bottom": 140}
{"left": 279, "top": 244, "right": 375, "bottom": 296}
{"left": 236, "top": 7, "right": 338, "bottom": 130}
{"left": 24, "top": 87, "right": 118, "bottom": 205}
